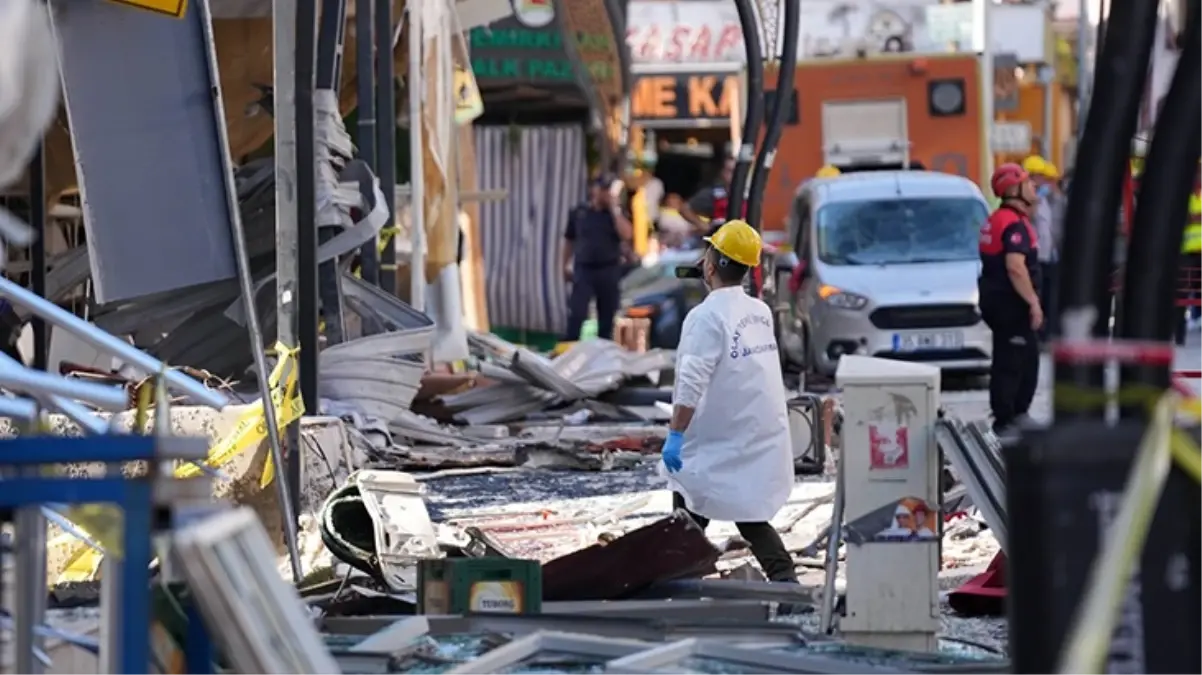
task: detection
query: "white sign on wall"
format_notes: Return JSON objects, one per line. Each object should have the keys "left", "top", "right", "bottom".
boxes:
{"left": 625, "top": 0, "right": 1051, "bottom": 65}
{"left": 991, "top": 121, "right": 1033, "bottom": 153}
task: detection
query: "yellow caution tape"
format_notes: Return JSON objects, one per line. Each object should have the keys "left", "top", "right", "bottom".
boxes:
{"left": 50, "top": 343, "right": 305, "bottom": 584}
{"left": 1057, "top": 386, "right": 1202, "bottom": 667}
{"left": 378, "top": 226, "right": 400, "bottom": 255}
{"left": 173, "top": 342, "right": 304, "bottom": 486}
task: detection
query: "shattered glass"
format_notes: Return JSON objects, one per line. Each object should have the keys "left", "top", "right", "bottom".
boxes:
{"left": 671, "top": 657, "right": 762, "bottom": 674}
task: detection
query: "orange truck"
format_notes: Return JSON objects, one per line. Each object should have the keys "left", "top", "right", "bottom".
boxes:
{"left": 758, "top": 53, "right": 985, "bottom": 234}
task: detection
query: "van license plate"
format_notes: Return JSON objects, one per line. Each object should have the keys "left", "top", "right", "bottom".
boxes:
{"left": 893, "top": 331, "right": 963, "bottom": 352}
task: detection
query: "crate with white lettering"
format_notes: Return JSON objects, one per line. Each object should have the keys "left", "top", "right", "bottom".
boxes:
{"left": 417, "top": 558, "right": 542, "bottom": 615}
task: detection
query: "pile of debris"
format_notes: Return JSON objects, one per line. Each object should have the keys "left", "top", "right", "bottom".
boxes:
{"left": 346, "top": 330, "right": 677, "bottom": 473}
{"left": 286, "top": 467, "right": 1008, "bottom": 674}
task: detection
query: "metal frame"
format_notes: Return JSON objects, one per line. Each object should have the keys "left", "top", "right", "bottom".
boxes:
{"left": 0, "top": 436, "right": 210, "bottom": 674}
{"left": 172, "top": 507, "right": 339, "bottom": 674}
{"left": 448, "top": 631, "right": 653, "bottom": 675}
{"left": 934, "top": 419, "right": 1007, "bottom": 551}
{"left": 787, "top": 393, "right": 827, "bottom": 472}
{"left": 0, "top": 276, "right": 229, "bottom": 408}
{"left": 322, "top": 612, "right": 806, "bottom": 646}
{"left": 605, "top": 637, "right": 901, "bottom": 674}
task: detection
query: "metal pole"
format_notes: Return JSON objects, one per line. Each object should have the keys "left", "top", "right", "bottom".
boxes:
{"left": 199, "top": 0, "right": 302, "bottom": 583}
{"left": 974, "top": 0, "right": 995, "bottom": 186}
{"left": 818, "top": 455, "right": 845, "bottom": 635}
{"left": 14, "top": 506, "right": 46, "bottom": 674}
{"left": 316, "top": 0, "right": 348, "bottom": 89}
{"left": 98, "top": 546, "right": 121, "bottom": 674}
{"left": 357, "top": 0, "right": 380, "bottom": 286}
{"left": 0, "top": 278, "right": 228, "bottom": 408}
{"left": 1041, "top": 66, "right": 1055, "bottom": 160}
{"left": 0, "top": 360, "right": 128, "bottom": 410}
{"left": 29, "top": 143, "right": 47, "bottom": 372}
{"left": 315, "top": 0, "right": 349, "bottom": 344}
{"left": 406, "top": 0, "right": 425, "bottom": 312}
{"left": 296, "top": 0, "right": 320, "bottom": 525}
{"left": 377, "top": 0, "right": 398, "bottom": 295}
{"left": 275, "top": 0, "right": 303, "bottom": 545}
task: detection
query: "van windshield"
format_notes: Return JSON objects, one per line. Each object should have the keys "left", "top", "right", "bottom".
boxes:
{"left": 816, "top": 197, "right": 987, "bottom": 265}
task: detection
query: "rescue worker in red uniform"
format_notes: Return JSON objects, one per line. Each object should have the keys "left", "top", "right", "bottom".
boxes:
{"left": 978, "top": 163, "right": 1043, "bottom": 434}
{"left": 681, "top": 158, "right": 750, "bottom": 236}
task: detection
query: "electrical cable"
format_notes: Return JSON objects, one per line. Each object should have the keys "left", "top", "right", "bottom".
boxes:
{"left": 746, "top": 0, "right": 800, "bottom": 233}
{"left": 1115, "top": 0, "right": 1201, "bottom": 409}
{"left": 1052, "top": 0, "right": 1160, "bottom": 419}
{"left": 727, "top": 0, "right": 765, "bottom": 222}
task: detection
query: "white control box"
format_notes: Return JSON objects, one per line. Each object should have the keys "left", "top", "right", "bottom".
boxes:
{"left": 835, "top": 356, "right": 942, "bottom": 652}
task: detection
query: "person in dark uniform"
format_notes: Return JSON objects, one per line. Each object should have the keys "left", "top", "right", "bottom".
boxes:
{"left": 978, "top": 163, "right": 1043, "bottom": 434}
{"left": 564, "top": 175, "right": 633, "bottom": 341}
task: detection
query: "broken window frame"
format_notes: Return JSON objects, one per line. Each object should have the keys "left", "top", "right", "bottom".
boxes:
{"left": 172, "top": 507, "right": 340, "bottom": 674}
{"left": 447, "top": 630, "right": 653, "bottom": 674}
{"left": 935, "top": 418, "right": 1008, "bottom": 550}
{"left": 322, "top": 612, "right": 806, "bottom": 647}
{"left": 604, "top": 637, "right": 904, "bottom": 675}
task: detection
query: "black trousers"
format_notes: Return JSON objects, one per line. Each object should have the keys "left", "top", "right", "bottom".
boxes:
{"left": 982, "top": 301, "right": 1040, "bottom": 432}
{"left": 566, "top": 263, "right": 622, "bottom": 341}
{"left": 672, "top": 493, "right": 797, "bottom": 583}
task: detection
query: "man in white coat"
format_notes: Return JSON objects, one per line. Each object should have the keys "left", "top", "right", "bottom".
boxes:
{"left": 661, "top": 219, "right": 798, "bottom": 583}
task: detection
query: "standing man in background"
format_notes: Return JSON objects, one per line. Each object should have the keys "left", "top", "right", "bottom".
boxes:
{"left": 1023, "top": 156, "right": 1062, "bottom": 338}
{"left": 640, "top": 160, "right": 665, "bottom": 234}
{"left": 564, "top": 175, "right": 633, "bottom": 341}
{"left": 680, "top": 157, "right": 735, "bottom": 235}
{"left": 978, "top": 163, "right": 1043, "bottom": 435}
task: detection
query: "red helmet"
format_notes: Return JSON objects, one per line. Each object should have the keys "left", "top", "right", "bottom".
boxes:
{"left": 990, "top": 163, "right": 1029, "bottom": 198}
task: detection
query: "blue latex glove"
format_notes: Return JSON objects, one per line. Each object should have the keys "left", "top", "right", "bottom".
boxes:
{"left": 662, "top": 430, "right": 684, "bottom": 473}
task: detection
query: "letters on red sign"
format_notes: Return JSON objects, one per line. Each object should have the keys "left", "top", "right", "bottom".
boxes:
{"left": 626, "top": 23, "right": 743, "bottom": 62}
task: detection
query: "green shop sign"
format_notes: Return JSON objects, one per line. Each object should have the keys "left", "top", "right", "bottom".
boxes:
{"left": 469, "top": 24, "right": 614, "bottom": 83}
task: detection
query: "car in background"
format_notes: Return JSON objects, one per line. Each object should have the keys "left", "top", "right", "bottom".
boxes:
{"left": 619, "top": 249, "right": 707, "bottom": 349}
{"left": 780, "top": 171, "right": 992, "bottom": 380}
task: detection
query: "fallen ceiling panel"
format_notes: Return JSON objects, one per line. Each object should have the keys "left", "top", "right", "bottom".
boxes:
{"left": 50, "top": 0, "right": 239, "bottom": 303}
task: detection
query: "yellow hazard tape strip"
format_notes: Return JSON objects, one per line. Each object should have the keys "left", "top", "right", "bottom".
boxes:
{"left": 1046, "top": 381, "right": 1200, "bottom": 670}
{"left": 50, "top": 342, "right": 305, "bottom": 584}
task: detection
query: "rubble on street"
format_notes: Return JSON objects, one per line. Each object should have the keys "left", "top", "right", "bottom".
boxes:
{"left": 17, "top": 291, "right": 1015, "bottom": 674}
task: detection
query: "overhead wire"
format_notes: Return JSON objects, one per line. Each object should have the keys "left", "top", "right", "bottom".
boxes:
{"left": 1052, "top": 0, "right": 1160, "bottom": 418}
{"left": 1115, "top": 0, "right": 1201, "bottom": 406}
{"left": 746, "top": 0, "right": 800, "bottom": 234}
{"left": 726, "top": 0, "right": 765, "bottom": 222}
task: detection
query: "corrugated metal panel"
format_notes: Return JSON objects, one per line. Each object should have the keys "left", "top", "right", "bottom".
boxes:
{"left": 474, "top": 125, "right": 587, "bottom": 335}
{"left": 49, "top": 0, "right": 238, "bottom": 303}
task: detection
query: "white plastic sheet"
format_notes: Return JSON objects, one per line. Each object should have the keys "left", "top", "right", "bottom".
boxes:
{"left": 0, "top": 0, "right": 59, "bottom": 247}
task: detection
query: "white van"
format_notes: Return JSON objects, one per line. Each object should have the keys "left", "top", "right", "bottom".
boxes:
{"left": 780, "top": 171, "right": 992, "bottom": 377}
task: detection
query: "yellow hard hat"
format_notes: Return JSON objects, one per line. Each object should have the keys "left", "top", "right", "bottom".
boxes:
{"left": 816, "top": 165, "right": 841, "bottom": 178}
{"left": 704, "top": 219, "right": 762, "bottom": 267}
{"left": 1021, "top": 155, "right": 1048, "bottom": 176}
{"left": 1041, "top": 162, "right": 1061, "bottom": 179}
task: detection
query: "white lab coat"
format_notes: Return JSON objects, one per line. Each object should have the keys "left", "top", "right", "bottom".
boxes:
{"left": 664, "top": 286, "right": 794, "bottom": 522}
